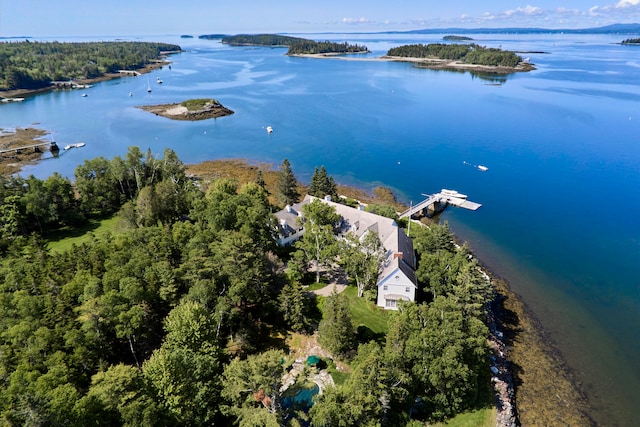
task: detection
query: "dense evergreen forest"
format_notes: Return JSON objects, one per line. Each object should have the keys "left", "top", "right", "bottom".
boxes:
{"left": 0, "top": 41, "right": 181, "bottom": 91}
{"left": 621, "top": 38, "right": 640, "bottom": 44}
{"left": 0, "top": 148, "right": 493, "bottom": 425}
{"left": 221, "top": 34, "right": 369, "bottom": 55}
{"left": 221, "top": 34, "right": 309, "bottom": 46}
{"left": 387, "top": 43, "right": 522, "bottom": 67}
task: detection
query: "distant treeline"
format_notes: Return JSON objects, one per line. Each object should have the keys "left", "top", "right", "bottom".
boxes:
{"left": 0, "top": 41, "right": 181, "bottom": 91}
{"left": 387, "top": 43, "right": 522, "bottom": 67}
{"left": 221, "top": 34, "right": 308, "bottom": 46}
{"left": 221, "top": 34, "right": 369, "bottom": 55}
{"left": 621, "top": 38, "right": 640, "bottom": 44}
{"left": 199, "top": 34, "right": 229, "bottom": 40}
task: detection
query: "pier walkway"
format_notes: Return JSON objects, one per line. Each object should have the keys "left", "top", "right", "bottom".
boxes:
{"left": 399, "top": 190, "right": 481, "bottom": 219}
{"left": 0, "top": 141, "right": 57, "bottom": 155}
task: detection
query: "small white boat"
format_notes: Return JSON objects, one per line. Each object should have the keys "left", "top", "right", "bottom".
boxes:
{"left": 478, "top": 165, "right": 488, "bottom": 171}
{"left": 1, "top": 97, "right": 25, "bottom": 103}
{"left": 129, "top": 91, "right": 133, "bottom": 97}
{"left": 441, "top": 189, "right": 468, "bottom": 199}
{"left": 81, "top": 93, "right": 88, "bottom": 97}
{"left": 266, "top": 126, "right": 273, "bottom": 134}
{"left": 147, "top": 79, "right": 152, "bottom": 93}
{"left": 156, "top": 77, "right": 163, "bottom": 84}
{"left": 64, "top": 142, "right": 86, "bottom": 150}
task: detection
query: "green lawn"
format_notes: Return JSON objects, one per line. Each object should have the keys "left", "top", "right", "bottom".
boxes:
{"left": 341, "top": 286, "right": 389, "bottom": 335}
{"left": 434, "top": 408, "right": 496, "bottom": 427}
{"left": 46, "top": 215, "right": 119, "bottom": 253}
{"left": 315, "top": 285, "right": 389, "bottom": 336}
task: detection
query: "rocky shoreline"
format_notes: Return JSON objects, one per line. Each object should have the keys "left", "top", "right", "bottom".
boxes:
{"left": 484, "top": 270, "right": 595, "bottom": 426}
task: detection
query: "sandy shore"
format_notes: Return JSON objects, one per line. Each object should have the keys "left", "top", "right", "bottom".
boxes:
{"left": 291, "top": 53, "right": 535, "bottom": 74}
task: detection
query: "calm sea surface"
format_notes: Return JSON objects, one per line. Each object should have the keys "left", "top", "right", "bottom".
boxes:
{"left": 2, "top": 33, "right": 639, "bottom": 426}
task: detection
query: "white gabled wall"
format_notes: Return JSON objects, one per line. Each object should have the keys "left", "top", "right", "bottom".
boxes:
{"left": 376, "top": 267, "right": 416, "bottom": 310}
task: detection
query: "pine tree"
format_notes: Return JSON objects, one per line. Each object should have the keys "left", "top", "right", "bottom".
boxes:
{"left": 255, "top": 170, "right": 268, "bottom": 194}
{"left": 318, "top": 291, "right": 356, "bottom": 358}
{"left": 308, "top": 166, "right": 322, "bottom": 197}
{"left": 309, "top": 165, "right": 338, "bottom": 200}
{"left": 275, "top": 159, "right": 299, "bottom": 206}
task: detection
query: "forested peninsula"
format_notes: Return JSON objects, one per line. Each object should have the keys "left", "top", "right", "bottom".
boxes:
{"left": 221, "top": 34, "right": 369, "bottom": 55}
{"left": 384, "top": 43, "right": 533, "bottom": 72}
{"left": 0, "top": 41, "right": 180, "bottom": 94}
{"left": 0, "top": 147, "right": 501, "bottom": 426}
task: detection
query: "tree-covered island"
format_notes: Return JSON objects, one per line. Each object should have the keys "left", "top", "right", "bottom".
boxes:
{"left": 384, "top": 43, "right": 534, "bottom": 73}
{"left": 621, "top": 38, "right": 640, "bottom": 44}
{"left": 0, "top": 41, "right": 181, "bottom": 95}
{"left": 221, "top": 34, "right": 369, "bottom": 55}
{"left": 443, "top": 35, "right": 474, "bottom": 41}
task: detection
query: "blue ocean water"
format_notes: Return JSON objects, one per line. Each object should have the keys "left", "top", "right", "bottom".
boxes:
{"left": 2, "top": 33, "right": 639, "bottom": 425}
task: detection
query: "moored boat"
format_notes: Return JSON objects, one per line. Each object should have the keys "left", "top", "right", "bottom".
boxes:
{"left": 441, "top": 189, "right": 468, "bottom": 199}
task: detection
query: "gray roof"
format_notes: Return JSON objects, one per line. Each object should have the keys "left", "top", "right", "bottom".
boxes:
{"left": 277, "top": 195, "right": 417, "bottom": 288}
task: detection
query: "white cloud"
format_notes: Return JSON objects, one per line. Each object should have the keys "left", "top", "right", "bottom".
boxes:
{"left": 452, "top": 2, "right": 640, "bottom": 28}
{"left": 341, "top": 17, "right": 374, "bottom": 25}
{"left": 617, "top": 0, "right": 640, "bottom": 7}
{"left": 504, "top": 5, "right": 544, "bottom": 17}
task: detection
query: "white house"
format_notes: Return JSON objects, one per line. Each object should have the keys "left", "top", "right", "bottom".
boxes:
{"left": 274, "top": 195, "right": 417, "bottom": 310}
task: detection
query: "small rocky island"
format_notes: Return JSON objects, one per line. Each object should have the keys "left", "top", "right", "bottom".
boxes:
{"left": 138, "top": 98, "right": 234, "bottom": 121}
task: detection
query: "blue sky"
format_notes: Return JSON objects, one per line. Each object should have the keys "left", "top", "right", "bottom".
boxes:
{"left": 2, "top": 0, "right": 640, "bottom": 37}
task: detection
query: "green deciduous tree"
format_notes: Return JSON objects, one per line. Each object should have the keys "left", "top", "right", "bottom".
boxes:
{"left": 222, "top": 349, "right": 285, "bottom": 424}
{"left": 295, "top": 199, "right": 340, "bottom": 283}
{"left": 339, "top": 231, "right": 385, "bottom": 298}
{"left": 385, "top": 298, "right": 488, "bottom": 421}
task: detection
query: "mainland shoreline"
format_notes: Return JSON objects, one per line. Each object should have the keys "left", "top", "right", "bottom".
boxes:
{"left": 0, "top": 60, "right": 170, "bottom": 100}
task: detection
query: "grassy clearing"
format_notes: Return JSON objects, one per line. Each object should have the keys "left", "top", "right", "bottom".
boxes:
{"left": 46, "top": 215, "right": 119, "bottom": 253}
{"left": 434, "top": 407, "right": 496, "bottom": 427}
{"left": 340, "top": 286, "right": 389, "bottom": 335}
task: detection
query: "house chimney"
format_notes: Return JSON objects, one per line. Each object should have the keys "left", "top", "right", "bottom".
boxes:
{"left": 285, "top": 204, "right": 292, "bottom": 213}
{"left": 393, "top": 252, "right": 403, "bottom": 261}
{"left": 279, "top": 218, "right": 287, "bottom": 226}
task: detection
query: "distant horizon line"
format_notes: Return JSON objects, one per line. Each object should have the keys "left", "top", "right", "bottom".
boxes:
{"left": 2, "top": 22, "right": 640, "bottom": 39}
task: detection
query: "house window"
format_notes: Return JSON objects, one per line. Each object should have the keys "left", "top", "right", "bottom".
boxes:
{"left": 386, "top": 299, "right": 397, "bottom": 308}
{"left": 405, "top": 287, "right": 410, "bottom": 293}
{"left": 383, "top": 285, "right": 388, "bottom": 291}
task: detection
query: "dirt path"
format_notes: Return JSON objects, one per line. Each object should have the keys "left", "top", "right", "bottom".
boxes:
{"left": 310, "top": 266, "right": 349, "bottom": 296}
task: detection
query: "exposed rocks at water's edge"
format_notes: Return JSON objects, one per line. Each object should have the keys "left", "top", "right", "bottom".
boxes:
{"left": 486, "top": 289, "right": 519, "bottom": 427}
{"left": 488, "top": 273, "right": 596, "bottom": 427}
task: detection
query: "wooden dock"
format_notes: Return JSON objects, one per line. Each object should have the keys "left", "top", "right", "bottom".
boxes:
{"left": 399, "top": 190, "right": 481, "bottom": 219}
